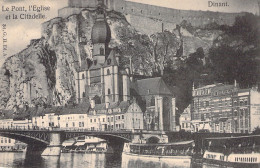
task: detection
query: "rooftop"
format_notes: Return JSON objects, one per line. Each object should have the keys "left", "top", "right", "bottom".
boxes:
{"left": 136, "top": 77, "right": 173, "bottom": 96}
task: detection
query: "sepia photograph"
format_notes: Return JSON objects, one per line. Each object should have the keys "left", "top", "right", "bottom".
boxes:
{"left": 0, "top": 0, "right": 260, "bottom": 167}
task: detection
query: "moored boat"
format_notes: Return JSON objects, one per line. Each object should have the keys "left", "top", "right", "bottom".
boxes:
{"left": 123, "top": 140, "right": 195, "bottom": 163}
{"left": 203, "top": 135, "right": 260, "bottom": 167}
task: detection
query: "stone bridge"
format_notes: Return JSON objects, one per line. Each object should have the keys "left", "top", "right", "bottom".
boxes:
{"left": 0, "top": 128, "right": 168, "bottom": 156}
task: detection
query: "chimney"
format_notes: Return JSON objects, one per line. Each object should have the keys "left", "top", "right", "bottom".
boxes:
{"left": 90, "top": 99, "right": 95, "bottom": 109}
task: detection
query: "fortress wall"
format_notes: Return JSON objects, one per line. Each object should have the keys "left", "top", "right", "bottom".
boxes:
{"left": 68, "top": 0, "right": 98, "bottom": 8}
{"left": 125, "top": 14, "right": 164, "bottom": 34}
{"left": 61, "top": 0, "right": 245, "bottom": 35}
{"left": 65, "top": 0, "right": 242, "bottom": 27}
{"left": 110, "top": 0, "right": 242, "bottom": 27}
{"left": 109, "top": 0, "right": 126, "bottom": 13}
{"left": 58, "top": 7, "right": 85, "bottom": 18}
{"left": 125, "top": 14, "right": 177, "bottom": 35}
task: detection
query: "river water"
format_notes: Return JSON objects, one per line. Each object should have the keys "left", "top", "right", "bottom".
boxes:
{"left": 0, "top": 152, "right": 235, "bottom": 168}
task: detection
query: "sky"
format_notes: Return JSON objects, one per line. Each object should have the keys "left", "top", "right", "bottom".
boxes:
{"left": 0, "top": 0, "right": 259, "bottom": 66}
{"left": 129, "top": 0, "right": 259, "bottom": 14}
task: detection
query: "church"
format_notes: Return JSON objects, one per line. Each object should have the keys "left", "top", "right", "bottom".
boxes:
{"left": 75, "top": 0, "right": 176, "bottom": 131}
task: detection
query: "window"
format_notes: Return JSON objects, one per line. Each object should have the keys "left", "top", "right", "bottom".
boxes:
{"left": 100, "top": 47, "right": 104, "bottom": 55}
{"left": 107, "top": 58, "right": 111, "bottom": 65}
{"left": 94, "top": 60, "right": 97, "bottom": 65}
{"left": 82, "top": 92, "right": 86, "bottom": 98}
{"left": 93, "top": 95, "right": 101, "bottom": 104}
{"left": 118, "top": 116, "right": 120, "bottom": 120}
{"left": 82, "top": 74, "right": 85, "bottom": 79}
{"left": 72, "top": 122, "right": 75, "bottom": 127}
{"left": 234, "top": 101, "right": 237, "bottom": 106}
{"left": 200, "top": 102, "right": 204, "bottom": 107}
{"left": 103, "top": 118, "right": 105, "bottom": 122}
{"left": 141, "top": 10, "right": 143, "bottom": 13}
{"left": 111, "top": 117, "right": 113, "bottom": 122}
{"left": 94, "top": 119, "right": 96, "bottom": 122}
{"left": 108, "top": 89, "right": 111, "bottom": 95}
{"left": 90, "top": 119, "right": 92, "bottom": 123}
{"left": 9, "top": 139, "right": 11, "bottom": 143}
{"left": 151, "top": 97, "right": 155, "bottom": 106}
{"left": 107, "top": 69, "right": 110, "bottom": 75}
{"left": 66, "top": 123, "right": 68, "bottom": 127}
{"left": 122, "top": 115, "right": 124, "bottom": 119}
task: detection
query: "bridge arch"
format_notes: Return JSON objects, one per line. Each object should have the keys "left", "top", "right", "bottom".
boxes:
{"left": 146, "top": 136, "right": 160, "bottom": 144}
{"left": 0, "top": 131, "right": 49, "bottom": 146}
{"left": 63, "top": 131, "right": 132, "bottom": 153}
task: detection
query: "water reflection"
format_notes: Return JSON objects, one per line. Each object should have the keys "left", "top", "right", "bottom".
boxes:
{"left": 0, "top": 152, "right": 242, "bottom": 168}
{"left": 60, "top": 153, "right": 106, "bottom": 168}
{"left": 121, "top": 153, "right": 191, "bottom": 168}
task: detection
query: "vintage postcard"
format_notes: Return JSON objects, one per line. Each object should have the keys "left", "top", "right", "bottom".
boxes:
{"left": 0, "top": 0, "right": 259, "bottom": 167}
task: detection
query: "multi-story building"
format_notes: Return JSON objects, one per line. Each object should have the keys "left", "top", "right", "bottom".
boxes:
{"left": 190, "top": 83, "right": 260, "bottom": 133}
{"left": 179, "top": 105, "right": 192, "bottom": 132}
{"left": 191, "top": 84, "right": 218, "bottom": 132}
{"left": 210, "top": 84, "right": 235, "bottom": 133}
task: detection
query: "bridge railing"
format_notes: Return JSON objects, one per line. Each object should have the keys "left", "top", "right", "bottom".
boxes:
{"left": 0, "top": 126, "right": 135, "bottom": 133}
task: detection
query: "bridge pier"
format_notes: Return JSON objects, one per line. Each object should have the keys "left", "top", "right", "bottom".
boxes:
{"left": 26, "top": 144, "right": 46, "bottom": 156}
{"left": 41, "top": 132, "right": 62, "bottom": 156}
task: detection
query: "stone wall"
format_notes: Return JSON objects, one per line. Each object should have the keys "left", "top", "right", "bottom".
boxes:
{"left": 66, "top": 0, "right": 245, "bottom": 27}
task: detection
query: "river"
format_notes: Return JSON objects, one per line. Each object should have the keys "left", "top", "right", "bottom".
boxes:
{"left": 0, "top": 152, "right": 234, "bottom": 168}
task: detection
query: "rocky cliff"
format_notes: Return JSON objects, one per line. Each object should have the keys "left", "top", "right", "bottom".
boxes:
{"left": 0, "top": 9, "right": 224, "bottom": 110}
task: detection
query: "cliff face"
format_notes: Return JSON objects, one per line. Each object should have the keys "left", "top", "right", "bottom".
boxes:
{"left": 0, "top": 9, "right": 223, "bottom": 109}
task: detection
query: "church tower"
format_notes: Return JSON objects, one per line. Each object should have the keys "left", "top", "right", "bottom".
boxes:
{"left": 103, "top": 50, "right": 119, "bottom": 103}
{"left": 91, "top": 0, "right": 111, "bottom": 65}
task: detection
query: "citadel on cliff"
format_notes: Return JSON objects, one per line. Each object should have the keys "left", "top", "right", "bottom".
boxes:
{"left": 56, "top": 0, "right": 246, "bottom": 34}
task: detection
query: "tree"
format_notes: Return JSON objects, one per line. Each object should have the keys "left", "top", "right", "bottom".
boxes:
{"left": 149, "top": 31, "right": 181, "bottom": 76}
{"left": 208, "top": 45, "right": 257, "bottom": 88}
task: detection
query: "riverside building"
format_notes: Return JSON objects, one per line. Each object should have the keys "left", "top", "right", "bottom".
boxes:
{"left": 190, "top": 83, "right": 260, "bottom": 133}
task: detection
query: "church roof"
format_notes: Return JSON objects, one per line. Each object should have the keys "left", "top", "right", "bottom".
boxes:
{"left": 89, "top": 61, "right": 103, "bottom": 70}
{"left": 103, "top": 50, "right": 118, "bottom": 67}
{"left": 91, "top": 101, "right": 130, "bottom": 114}
{"left": 136, "top": 77, "right": 173, "bottom": 96}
